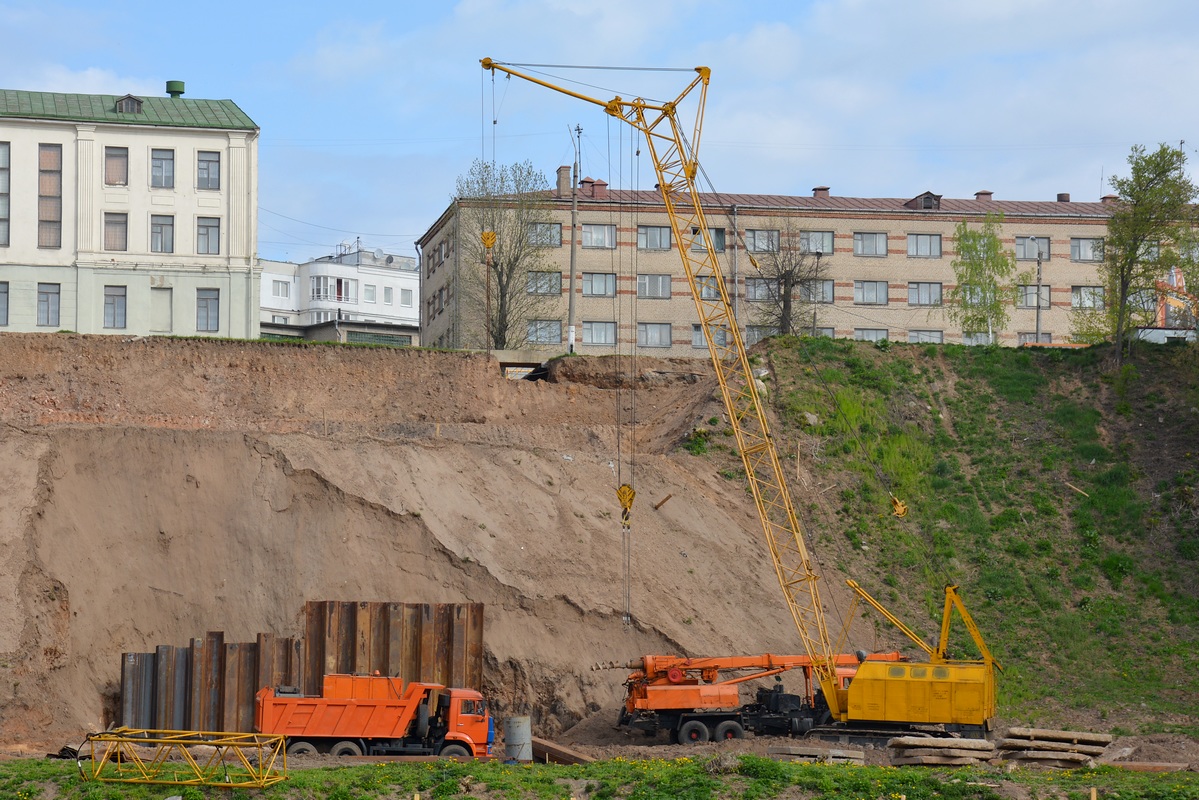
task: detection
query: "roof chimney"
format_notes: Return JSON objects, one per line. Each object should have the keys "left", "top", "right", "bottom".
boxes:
{"left": 555, "top": 165, "right": 571, "bottom": 198}
{"left": 1056, "top": 193, "right": 1071, "bottom": 203}
{"left": 975, "top": 190, "right": 993, "bottom": 201}
{"left": 812, "top": 186, "right": 830, "bottom": 198}
{"left": 591, "top": 178, "right": 608, "bottom": 200}
{"left": 165, "top": 80, "right": 185, "bottom": 98}
{"left": 1101, "top": 194, "right": 1119, "bottom": 205}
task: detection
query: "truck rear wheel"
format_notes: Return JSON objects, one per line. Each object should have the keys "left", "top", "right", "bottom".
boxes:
{"left": 678, "top": 720, "right": 710, "bottom": 744}
{"left": 286, "top": 740, "right": 318, "bottom": 757}
{"left": 330, "top": 740, "right": 363, "bottom": 757}
{"left": 714, "top": 720, "right": 745, "bottom": 741}
{"left": 440, "top": 743, "right": 471, "bottom": 758}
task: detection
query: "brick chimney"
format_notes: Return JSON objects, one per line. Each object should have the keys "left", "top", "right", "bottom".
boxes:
{"left": 556, "top": 165, "right": 571, "bottom": 198}
{"left": 812, "top": 186, "right": 830, "bottom": 198}
{"left": 591, "top": 178, "right": 608, "bottom": 200}
{"left": 580, "top": 176, "right": 594, "bottom": 197}
{"left": 1101, "top": 194, "right": 1119, "bottom": 205}
{"left": 1057, "top": 193, "right": 1071, "bottom": 203}
{"left": 975, "top": 190, "right": 993, "bottom": 201}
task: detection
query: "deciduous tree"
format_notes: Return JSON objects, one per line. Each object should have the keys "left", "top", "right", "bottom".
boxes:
{"left": 944, "top": 214, "right": 1019, "bottom": 343}
{"left": 745, "top": 221, "right": 833, "bottom": 338}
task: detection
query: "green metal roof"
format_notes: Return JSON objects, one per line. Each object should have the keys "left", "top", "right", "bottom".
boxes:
{"left": 0, "top": 90, "right": 257, "bottom": 130}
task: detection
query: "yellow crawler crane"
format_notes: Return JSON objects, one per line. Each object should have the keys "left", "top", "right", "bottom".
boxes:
{"left": 481, "top": 58, "right": 997, "bottom": 737}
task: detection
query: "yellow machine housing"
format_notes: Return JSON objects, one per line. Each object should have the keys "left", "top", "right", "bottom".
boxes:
{"left": 847, "top": 661, "right": 995, "bottom": 728}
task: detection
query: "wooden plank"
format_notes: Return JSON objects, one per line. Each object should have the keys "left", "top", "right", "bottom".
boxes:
{"left": 895, "top": 747, "right": 995, "bottom": 759}
{"left": 891, "top": 755, "right": 984, "bottom": 766}
{"left": 1006, "top": 727, "right": 1113, "bottom": 745}
{"left": 889, "top": 736, "right": 993, "bottom": 751}
{"left": 531, "top": 736, "right": 594, "bottom": 765}
{"left": 768, "top": 745, "right": 865, "bottom": 760}
{"left": 1003, "top": 750, "right": 1092, "bottom": 764}
{"left": 998, "top": 738, "right": 1108, "bottom": 756}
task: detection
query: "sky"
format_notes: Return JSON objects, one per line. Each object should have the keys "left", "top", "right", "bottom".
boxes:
{"left": 3, "top": 0, "right": 1198, "bottom": 264}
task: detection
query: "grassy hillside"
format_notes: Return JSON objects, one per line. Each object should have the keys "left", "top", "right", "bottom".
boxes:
{"left": 705, "top": 337, "right": 1199, "bottom": 732}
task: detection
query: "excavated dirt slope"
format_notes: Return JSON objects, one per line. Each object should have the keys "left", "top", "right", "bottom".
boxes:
{"left": 0, "top": 333, "right": 890, "bottom": 753}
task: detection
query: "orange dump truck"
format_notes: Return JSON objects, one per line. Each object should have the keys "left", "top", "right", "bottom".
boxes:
{"left": 255, "top": 674, "right": 493, "bottom": 758}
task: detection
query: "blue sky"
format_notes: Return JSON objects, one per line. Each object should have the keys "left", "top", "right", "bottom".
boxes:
{"left": 3, "top": 0, "right": 1198, "bottom": 263}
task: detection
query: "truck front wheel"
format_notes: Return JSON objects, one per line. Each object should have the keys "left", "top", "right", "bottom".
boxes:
{"left": 678, "top": 720, "right": 710, "bottom": 744}
{"left": 440, "top": 743, "right": 471, "bottom": 758}
{"left": 330, "top": 740, "right": 363, "bottom": 757}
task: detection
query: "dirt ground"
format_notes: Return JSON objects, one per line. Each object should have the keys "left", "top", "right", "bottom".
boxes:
{"left": 0, "top": 334, "right": 1195, "bottom": 765}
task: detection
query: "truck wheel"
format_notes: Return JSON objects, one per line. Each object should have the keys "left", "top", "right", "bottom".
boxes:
{"left": 440, "top": 743, "right": 471, "bottom": 758}
{"left": 416, "top": 703, "right": 430, "bottom": 738}
{"left": 286, "top": 740, "right": 318, "bottom": 757}
{"left": 678, "top": 720, "right": 710, "bottom": 744}
{"left": 330, "top": 740, "right": 363, "bottom": 757}
{"left": 714, "top": 720, "right": 745, "bottom": 741}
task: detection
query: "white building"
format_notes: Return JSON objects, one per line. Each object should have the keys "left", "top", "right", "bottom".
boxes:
{"left": 259, "top": 244, "right": 420, "bottom": 346}
{"left": 0, "top": 82, "right": 260, "bottom": 337}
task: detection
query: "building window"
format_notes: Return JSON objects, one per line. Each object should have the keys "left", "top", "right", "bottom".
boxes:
{"left": 151, "top": 149, "right": 174, "bottom": 188}
{"left": 38, "top": 144, "right": 62, "bottom": 248}
{"left": 637, "top": 322, "right": 672, "bottom": 347}
{"left": 853, "top": 232, "right": 887, "bottom": 256}
{"left": 385, "top": 287, "right": 395, "bottom": 305}
{"left": 582, "top": 320, "right": 616, "bottom": 345}
{"left": 582, "top": 223, "right": 616, "bottom": 249}
{"left": 1018, "top": 332, "right": 1053, "bottom": 345}
{"left": 698, "top": 275, "right": 721, "bottom": 300}
{"left": 692, "top": 323, "right": 728, "bottom": 348}
{"left": 582, "top": 272, "right": 616, "bottom": 297}
{"left": 271, "top": 279, "right": 290, "bottom": 299}
{"left": 528, "top": 319, "right": 562, "bottom": 344}
{"left": 1072, "top": 285, "right": 1104, "bottom": 309}
{"left": 908, "top": 329, "right": 943, "bottom": 343}
{"left": 746, "top": 325, "right": 778, "bottom": 345}
{"left": 746, "top": 277, "right": 776, "bottom": 301}
{"left": 272, "top": 315, "right": 289, "bottom": 324}
{"left": 527, "top": 271, "right": 562, "bottom": 295}
{"left": 745, "top": 229, "right": 779, "bottom": 252}
{"left": 1071, "top": 237, "right": 1103, "bottom": 262}
{"left": 311, "top": 276, "right": 358, "bottom": 302}
{"left": 197, "top": 151, "right": 220, "bottom": 190}
{"left": 103, "top": 285, "right": 127, "bottom": 329}
{"left": 907, "top": 233, "right": 942, "bottom": 258}
{"left": 364, "top": 284, "right": 377, "bottom": 303}
{"left": 800, "top": 230, "right": 834, "bottom": 255}
{"left": 854, "top": 328, "right": 889, "bottom": 342}
{"left": 814, "top": 327, "right": 835, "bottom": 338}
{"left": 103, "top": 213, "right": 128, "bottom": 251}
{"left": 150, "top": 215, "right": 174, "bottom": 253}
{"left": 0, "top": 281, "right": 7, "bottom": 325}
{"left": 637, "top": 273, "right": 671, "bottom": 299}
{"left": 1016, "top": 284, "right": 1050, "bottom": 309}
{"left": 196, "top": 217, "right": 220, "bottom": 254}
{"left": 37, "top": 283, "right": 60, "bottom": 326}
{"left": 104, "top": 146, "right": 128, "bottom": 186}
{"left": 854, "top": 280, "right": 889, "bottom": 304}
{"left": 637, "top": 225, "right": 672, "bottom": 250}
{"left": 527, "top": 222, "right": 562, "bottom": 247}
{"left": 908, "top": 282, "right": 942, "bottom": 306}
{"left": 800, "top": 279, "right": 834, "bottom": 303}
{"left": 400, "top": 288, "right": 412, "bottom": 306}
{"left": 196, "top": 288, "right": 219, "bottom": 331}
{"left": 0, "top": 142, "right": 9, "bottom": 247}
{"left": 690, "top": 227, "right": 726, "bottom": 252}
{"left": 962, "top": 331, "right": 992, "bottom": 346}
{"left": 1015, "top": 236, "right": 1049, "bottom": 260}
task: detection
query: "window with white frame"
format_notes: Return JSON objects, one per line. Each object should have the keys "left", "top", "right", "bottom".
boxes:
{"left": 526, "top": 271, "right": 562, "bottom": 295}
{"left": 272, "top": 280, "right": 290, "bottom": 299}
{"left": 400, "top": 288, "right": 411, "bottom": 306}
{"left": 582, "top": 272, "right": 616, "bottom": 297}
{"left": 961, "top": 285, "right": 994, "bottom": 306}
{"left": 103, "top": 285, "right": 126, "bottom": 329}
{"left": 103, "top": 213, "right": 128, "bottom": 251}
{"left": 196, "top": 288, "right": 219, "bottom": 331}
{"left": 311, "top": 276, "right": 358, "bottom": 302}
{"left": 907, "top": 233, "right": 942, "bottom": 258}
{"left": 907, "top": 282, "right": 942, "bottom": 306}
{"left": 745, "top": 229, "right": 779, "bottom": 252}
{"left": 813, "top": 327, "right": 835, "bottom": 338}
{"left": 528, "top": 319, "right": 562, "bottom": 344}
{"left": 853, "top": 232, "right": 887, "bottom": 256}
{"left": 637, "top": 273, "right": 671, "bottom": 299}
{"left": 272, "top": 315, "right": 288, "bottom": 324}
{"left": 800, "top": 230, "right": 834, "bottom": 255}
{"left": 104, "top": 146, "right": 128, "bottom": 186}
{"left": 800, "top": 279, "right": 834, "bottom": 303}
{"left": 314, "top": 310, "right": 335, "bottom": 323}
{"left": 1072, "top": 285, "right": 1104, "bottom": 309}
{"left": 582, "top": 320, "right": 616, "bottom": 344}
{"left": 689, "top": 227, "right": 725, "bottom": 252}
{"left": 151, "top": 148, "right": 174, "bottom": 188}
{"left": 385, "top": 287, "right": 395, "bottom": 305}
{"left": 39, "top": 144, "right": 62, "bottom": 248}
{"left": 854, "top": 328, "right": 889, "bottom": 342}
{"left": 197, "top": 151, "right": 220, "bottom": 190}
{"left": 0, "top": 282, "right": 7, "bottom": 325}
{"left": 1016, "top": 284, "right": 1050, "bottom": 309}
{"left": 637, "top": 322, "right": 672, "bottom": 347}
{"left": 527, "top": 222, "right": 562, "bottom": 247}
{"left": 698, "top": 275, "right": 721, "bottom": 300}
{"left": 637, "top": 225, "right": 671, "bottom": 250}
{"left": 854, "top": 280, "right": 889, "bottom": 304}
{"left": 1070, "top": 237, "right": 1103, "bottom": 262}
{"left": 196, "top": 217, "right": 220, "bottom": 254}
{"left": 582, "top": 223, "right": 616, "bottom": 248}
{"left": 151, "top": 214, "right": 174, "bottom": 253}
{"left": 908, "top": 329, "right": 943, "bottom": 343}
{"left": 1018, "top": 332, "right": 1053, "bottom": 345}
{"left": 1016, "top": 236, "right": 1049, "bottom": 260}
{"left": 37, "top": 283, "right": 60, "bottom": 326}
{"left": 0, "top": 142, "right": 8, "bottom": 246}
{"left": 962, "top": 331, "right": 992, "bottom": 346}
{"left": 746, "top": 277, "right": 776, "bottom": 301}
{"left": 692, "top": 323, "right": 728, "bottom": 348}
{"left": 364, "top": 284, "right": 377, "bottom": 303}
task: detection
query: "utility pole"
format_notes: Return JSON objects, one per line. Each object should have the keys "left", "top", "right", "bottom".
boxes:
{"left": 566, "top": 124, "right": 582, "bottom": 353}
{"left": 1034, "top": 239, "right": 1044, "bottom": 343}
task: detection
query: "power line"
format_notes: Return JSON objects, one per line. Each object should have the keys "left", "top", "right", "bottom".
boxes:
{"left": 258, "top": 207, "right": 415, "bottom": 238}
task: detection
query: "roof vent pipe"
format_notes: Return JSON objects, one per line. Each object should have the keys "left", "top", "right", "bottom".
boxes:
{"left": 166, "top": 80, "right": 185, "bottom": 98}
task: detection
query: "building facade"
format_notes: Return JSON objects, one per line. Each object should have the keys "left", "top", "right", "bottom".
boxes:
{"left": 418, "top": 166, "right": 1116, "bottom": 356}
{"left": 0, "top": 83, "right": 260, "bottom": 337}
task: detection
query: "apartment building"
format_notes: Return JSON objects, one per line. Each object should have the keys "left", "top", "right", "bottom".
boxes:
{"left": 418, "top": 166, "right": 1115, "bottom": 356}
{"left": 0, "top": 82, "right": 260, "bottom": 337}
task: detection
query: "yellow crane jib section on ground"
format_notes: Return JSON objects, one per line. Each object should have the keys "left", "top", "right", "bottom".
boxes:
{"left": 77, "top": 727, "right": 287, "bottom": 789}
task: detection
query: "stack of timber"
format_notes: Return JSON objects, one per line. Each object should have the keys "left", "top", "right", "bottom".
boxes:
{"left": 996, "top": 727, "right": 1112, "bottom": 769}
{"left": 888, "top": 736, "right": 995, "bottom": 767}
{"left": 768, "top": 745, "right": 865, "bottom": 765}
